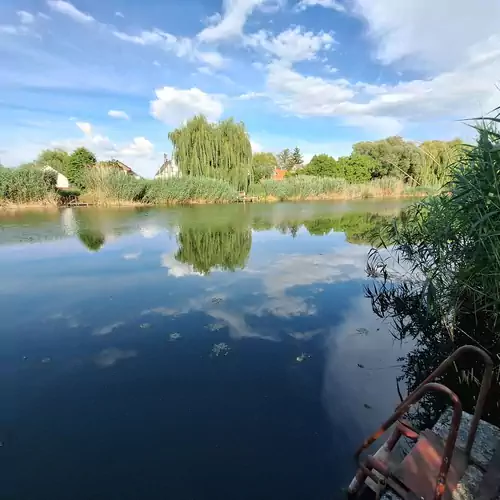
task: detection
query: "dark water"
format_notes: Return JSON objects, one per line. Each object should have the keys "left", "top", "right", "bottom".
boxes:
{"left": 0, "top": 201, "right": 413, "bottom": 500}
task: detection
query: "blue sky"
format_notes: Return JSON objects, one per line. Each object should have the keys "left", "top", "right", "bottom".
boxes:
{"left": 1, "top": 0, "right": 499, "bottom": 176}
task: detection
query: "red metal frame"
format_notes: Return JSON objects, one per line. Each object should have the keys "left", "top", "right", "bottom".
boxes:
{"left": 349, "top": 345, "right": 494, "bottom": 500}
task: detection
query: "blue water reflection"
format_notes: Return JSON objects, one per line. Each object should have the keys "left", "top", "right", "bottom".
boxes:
{"left": 0, "top": 201, "right": 412, "bottom": 500}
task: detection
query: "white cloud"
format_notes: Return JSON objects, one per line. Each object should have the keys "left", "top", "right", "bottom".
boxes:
{"left": 196, "top": 50, "right": 226, "bottom": 68}
{"left": 325, "top": 65, "right": 338, "bottom": 74}
{"left": 236, "top": 91, "right": 267, "bottom": 100}
{"left": 112, "top": 28, "right": 225, "bottom": 68}
{"left": 352, "top": 0, "right": 500, "bottom": 71}
{"left": 108, "top": 109, "right": 130, "bottom": 120}
{"left": 0, "top": 25, "right": 29, "bottom": 35}
{"left": 115, "top": 11, "right": 124, "bottom": 18}
{"left": 76, "top": 121, "right": 92, "bottom": 135}
{"left": 153, "top": 60, "right": 160, "bottom": 67}
{"left": 296, "top": 0, "right": 345, "bottom": 12}
{"left": 267, "top": 61, "right": 355, "bottom": 115}
{"left": 250, "top": 140, "right": 262, "bottom": 152}
{"left": 46, "top": 0, "right": 95, "bottom": 23}
{"left": 150, "top": 86, "right": 224, "bottom": 126}
{"left": 245, "top": 26, "right": 335, "bottom": 63}
{"left": 264, "top": 36, "right": 500, "bottom": 132}
{"left": 50, "top": 122, "right": 159, "bottom": 176}
{"left": 198, "top": 0, "right": 284, "bottom": 42}
{"left": 17, "top": 11, "right": 35, "bottom": 24}
{"left": 120, "top": 137, "right": 154, "bottom": 157}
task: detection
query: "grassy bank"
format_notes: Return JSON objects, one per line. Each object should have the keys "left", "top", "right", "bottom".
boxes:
{"left": 1, "top": 168, "right": 435, "bottom": 209}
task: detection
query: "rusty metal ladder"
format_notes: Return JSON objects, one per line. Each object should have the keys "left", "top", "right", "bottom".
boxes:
{"left": 348, "top": 345, "right": 494, "bottom": 500}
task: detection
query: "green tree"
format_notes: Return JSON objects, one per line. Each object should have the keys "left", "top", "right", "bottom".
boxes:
{"left": 252, "top": 152, "right": 277, "bottom": 182}
{"left": 336, "top": 154, "right": 378, "bottom": 183}
{"left": 290, "top": 147, "right": 304, "bottom": 170}
{"left": 169, "top": 115, "right": 253, "bottom": 190}
{"left": 277, "top": 148, "right": 291, "bottom": 170}
{"left": 35, "top": 149, "right": 71, "bottom": 177}
{"left": 353, "top": 136, "right": 422, "bottom": 182}
{"left": 67, "top": 147, "right": 96, "bottom": 190}
{"left": 417, "top": 139, "right": 462, "bottom": 186}
{"left": 302, "top": 154, "right": 339, "bottom": 177}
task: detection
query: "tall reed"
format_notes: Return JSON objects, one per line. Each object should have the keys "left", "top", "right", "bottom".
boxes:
{"left": 143, "top": 177, "right": 239, "bottom": 204}
{"left": 0, "top": 167, "right": 58, "bottom": 205}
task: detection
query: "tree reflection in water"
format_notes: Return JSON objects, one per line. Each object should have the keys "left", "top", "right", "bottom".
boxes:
{"left": 175, "top": 226, "right": 252, "bottom": 274}
{"left": 77, "top": 228, "right": 106, "bottom": 252}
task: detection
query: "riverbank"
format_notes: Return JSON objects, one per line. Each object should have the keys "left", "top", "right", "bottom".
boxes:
{"left": 1, "top": 174, "right": 435, "bottom": 210}
{"left": 0, "top": 190, "right": 431, "bottom": 211}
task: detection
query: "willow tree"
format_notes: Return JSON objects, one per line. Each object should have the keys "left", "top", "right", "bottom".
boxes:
{"left": 168, "top": 115, "right": 253, "bottom": 190}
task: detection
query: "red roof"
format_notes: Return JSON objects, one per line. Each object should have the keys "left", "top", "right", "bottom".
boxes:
{"left": 272, "top": 168, "right": 287, "bottom": 180}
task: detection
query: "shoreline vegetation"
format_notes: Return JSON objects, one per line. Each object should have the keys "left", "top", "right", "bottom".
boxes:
{"left": 0, "top": 177, "right": 437, "bottom": 211}
{"left": 1, "top": 113, "right": 458, "bottom": 210}
{"left": 0, "top": 171, "right": 435, "bottom": 210}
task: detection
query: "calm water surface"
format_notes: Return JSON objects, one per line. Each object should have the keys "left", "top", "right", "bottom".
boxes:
{"left": 0, "top": 200, "right": 413, "bottom": 500}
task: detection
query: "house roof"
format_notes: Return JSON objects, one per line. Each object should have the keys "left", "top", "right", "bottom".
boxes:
{"left": 96, "top": 159, "right": 140, "bottom": 178}
{"left": 272, "top": 168, "right": 287, "bottom": 180}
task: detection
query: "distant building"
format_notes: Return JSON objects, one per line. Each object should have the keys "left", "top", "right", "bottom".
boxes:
{"left": 155, "top": 154, "right": 180, "bottom": 179}
{"left": 43, "top": 166, "right": 70, "bottom": 189}
{"left": 96, "top": 160, "right": 141, "bottom": 179}
{"left": 272, "top": 168, "right": 287, "bottom": 181}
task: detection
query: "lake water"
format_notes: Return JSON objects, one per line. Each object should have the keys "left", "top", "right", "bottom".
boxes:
{"left": 0, "top": 200, "right": 414, "bottom": 500}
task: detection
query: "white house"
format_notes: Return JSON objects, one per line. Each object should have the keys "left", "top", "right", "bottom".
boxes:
{"left": 155, "top": 154, "right": 180, "bottom": 179}
{"left": 43, "top": 165, "right": 70, "bottom": 189}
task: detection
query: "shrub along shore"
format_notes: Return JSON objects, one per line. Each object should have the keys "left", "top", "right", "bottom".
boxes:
{"left": 0, "top": 168, "right": 433, "bottom": 209}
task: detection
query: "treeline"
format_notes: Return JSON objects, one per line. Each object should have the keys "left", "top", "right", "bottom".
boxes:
{"left": 1, "top": 113, "right": 460, "bottom": 206}
{"left": 255, "top": 137, "right": 462, "bottom": 186}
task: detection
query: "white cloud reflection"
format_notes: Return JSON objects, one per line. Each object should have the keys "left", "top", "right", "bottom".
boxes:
{"left": 94, "top": 347, "right": 137, "bottom": 368}
{"left": 93, "top": 322, "right": 125, "bottom": 336}
{"left": 123, "top": 252, "right": 141, "bottom": 260}
{"left": 161, "top": 253, "right": 202, "bottom": 277}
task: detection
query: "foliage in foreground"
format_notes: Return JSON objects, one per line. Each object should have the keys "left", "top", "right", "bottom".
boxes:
{"left": 365, "top": 114, "right": 500, "bottom": 424}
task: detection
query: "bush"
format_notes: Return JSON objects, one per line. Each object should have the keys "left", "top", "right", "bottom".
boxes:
{"left": 301, "top": 154, "right": 339, "bottom": 177}
{"left": 67, "top": 147, "right": 96, "bottom": 190}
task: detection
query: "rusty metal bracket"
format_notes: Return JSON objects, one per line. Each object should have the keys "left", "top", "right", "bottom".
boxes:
{"left": 350, "top": 345, "right": 494, "bottom": 500}
{"left": 395, "top": 345, "right": 493, "bottom": 459}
